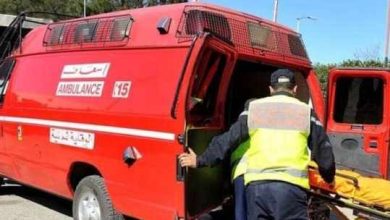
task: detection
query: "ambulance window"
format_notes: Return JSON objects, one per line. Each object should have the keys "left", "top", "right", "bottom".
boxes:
{"left": 110, "top": 17, "right": 132, "bottom": 41}
{"left": 247, "top": 22, "right": 276, "bottom": 50}
{"left": 288, "top": 35, "right": 308, "bottom": 58}
{"left": 334, "top": 77, "right": 383, "bottom": 124}
{"left": 74, "top": 21, "right": 98, "bottom": 43}
{"left": 189, "top": 50, "right": 227, "bottom": 126}
{"left": 47, "top": 24, "right": 65, "bottom": 46}
{"left": 0, "top": 58, "right": 15, "bottom": 102}
{"left": 185, "top": 10, "right": 231, "bottom": 42}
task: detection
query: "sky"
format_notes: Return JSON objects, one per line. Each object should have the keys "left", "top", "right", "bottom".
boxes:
{"left": 203, "top": 0, "right": 388, "bottom": 64}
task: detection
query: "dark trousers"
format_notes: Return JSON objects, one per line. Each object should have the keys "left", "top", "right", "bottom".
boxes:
{"left": 233, "top": 175, "right": 247, "bottom": 220}
{"left": 246, "top": 181, "right": 308, "bottom": 220}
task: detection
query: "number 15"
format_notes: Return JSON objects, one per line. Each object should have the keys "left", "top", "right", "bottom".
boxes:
{"left": 113, "top": 81, "right": 131, "bottom": 98}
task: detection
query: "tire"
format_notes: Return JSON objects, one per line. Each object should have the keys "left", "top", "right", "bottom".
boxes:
{"left": 73, "top": 175, "right": 124, "bottom": 220}
{"left": 0, "top": 177, "right": 3, "bottom": 186}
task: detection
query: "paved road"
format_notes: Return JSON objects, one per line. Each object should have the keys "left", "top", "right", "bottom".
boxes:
{"left": 0, "top": 181, "right": 355, "bottom": 220}
{"left": 0, "top": 183, "right": 72, "bottom": 220}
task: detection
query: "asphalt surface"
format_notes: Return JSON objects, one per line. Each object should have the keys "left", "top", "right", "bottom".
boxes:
{"left": 0, "top": 181, "right": 355, "bottom": 220}
{"left": 0, "top": 183, "right": 72, "bottom": 220}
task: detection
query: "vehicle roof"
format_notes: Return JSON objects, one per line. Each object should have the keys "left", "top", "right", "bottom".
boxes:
{"left": 18, "top": 2, "right": 310, "bottom": 66}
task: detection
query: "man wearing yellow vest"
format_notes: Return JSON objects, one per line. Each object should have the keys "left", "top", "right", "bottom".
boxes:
{"left": 179, "top": 69, "right": 335, "bottom": 220}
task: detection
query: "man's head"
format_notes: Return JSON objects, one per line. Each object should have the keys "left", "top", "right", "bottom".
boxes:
{"left": 269, "top": 69, "right": 297, "bottom": 95}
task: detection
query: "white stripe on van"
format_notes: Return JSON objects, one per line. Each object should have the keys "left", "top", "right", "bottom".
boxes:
{"left": 0, "top": 116, "right": 175, "bottom": 141}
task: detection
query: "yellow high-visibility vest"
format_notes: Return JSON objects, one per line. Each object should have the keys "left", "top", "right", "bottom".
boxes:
{"left": 244, "top": 95, "right": 311, "bottom": 189}
{"left": 230, "top": 140, "right": 250, "bottom": 181}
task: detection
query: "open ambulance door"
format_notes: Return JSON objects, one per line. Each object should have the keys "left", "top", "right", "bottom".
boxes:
{"left": 326, "top": 68, "right": 390, "bottom": 179}
{"left": 185, "top": 36, "right": 237, "bottom": 218}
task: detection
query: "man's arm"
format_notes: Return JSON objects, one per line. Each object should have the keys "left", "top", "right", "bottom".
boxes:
{"left": 179, "top": 110, "right": 250, "bottom": 169}
{"left": 308, "top": 110, "right": 336, "bottom": 183}
{"left": 196, "top": 113, "right": 249, "bottom": 167}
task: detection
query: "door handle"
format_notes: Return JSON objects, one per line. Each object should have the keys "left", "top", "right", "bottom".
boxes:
{"left": 351, "top": 124, "right": 364, "bottom": 130}
{"left": 369, "top": 140, "right": 378, "bottom": 149}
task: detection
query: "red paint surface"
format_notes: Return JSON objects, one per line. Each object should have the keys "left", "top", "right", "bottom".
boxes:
{"left": 327, "top": 68, "right": 390, "bottom": 178}
{"left": 0, "top": 3, "right": 322, "bottom": 219}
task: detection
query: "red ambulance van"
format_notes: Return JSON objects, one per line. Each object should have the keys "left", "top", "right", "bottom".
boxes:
{"left": 0, "top": 3, "right": 325, "bottom": 219}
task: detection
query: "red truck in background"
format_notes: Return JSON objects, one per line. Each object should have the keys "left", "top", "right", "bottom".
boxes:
{"left": 326, "top": 68, "right": 389, "bottom": 179}
{"left": 310, "top": 68, "right": 390, "bottom": 220}
{"left": 0, "top": 2, "right": 388, "bottom": 220}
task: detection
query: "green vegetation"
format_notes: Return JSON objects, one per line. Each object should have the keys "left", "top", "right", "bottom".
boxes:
{"left": 314, "top": 59, "right": 384, "bottom": 94}
{"left": 0, "top": 0, "right": 187, "bottom": 18}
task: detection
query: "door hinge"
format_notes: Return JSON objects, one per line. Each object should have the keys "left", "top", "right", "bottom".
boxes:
{"left": 177, "top": 134, "right": 185, "bottom": 145}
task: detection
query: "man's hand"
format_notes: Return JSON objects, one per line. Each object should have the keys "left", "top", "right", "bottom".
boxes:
{"left": 179, "top": 148, "right": 197, "bottom": 168}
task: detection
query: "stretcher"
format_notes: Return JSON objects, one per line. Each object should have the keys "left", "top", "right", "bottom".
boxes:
{"left": 308, "top": 166, "right": 390, "bottom": 220}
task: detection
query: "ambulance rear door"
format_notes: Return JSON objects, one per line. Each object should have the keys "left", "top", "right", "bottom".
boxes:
{"left": 185, "top": 36, "right": 237, "bottom": 218}
{"left": 326, "top": 68, "right": 390, "bottom": 179}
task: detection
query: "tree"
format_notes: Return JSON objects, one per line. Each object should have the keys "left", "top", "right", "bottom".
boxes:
{"left": 0, "top": 0, "right": 187, "bottom": 19}
{"left": 314, "top": 59, "right": 384, "bottom": 95}
{"left": 353, "top": 44, "right": 381, "bottom": 61}
{"left": 313, "top": 62, "right": 335, "bottom": 93}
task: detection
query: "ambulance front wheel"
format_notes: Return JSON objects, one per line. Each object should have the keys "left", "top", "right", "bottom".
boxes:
{"left": 73, "top": 175, "right": 124, "bottom": 220}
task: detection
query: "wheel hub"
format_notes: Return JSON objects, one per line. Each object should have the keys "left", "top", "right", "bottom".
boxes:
{"left": 78, "top": 191, "right": 101, "bottom": 220}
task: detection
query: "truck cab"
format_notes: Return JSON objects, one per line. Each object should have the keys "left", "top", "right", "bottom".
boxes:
{"left": 326, "top": 68, "right": 390, "bottom": 179}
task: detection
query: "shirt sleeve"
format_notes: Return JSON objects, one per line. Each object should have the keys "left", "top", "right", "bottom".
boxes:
{"left": 196, "top": 112, "right": 249, "bottom": 167}
{"left": 308, "top": 110, "right": 336, "bottom": 183}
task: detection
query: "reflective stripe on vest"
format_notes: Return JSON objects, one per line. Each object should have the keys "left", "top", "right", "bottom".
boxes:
{"left": 244, "top": 95, "right": 311, "bottom": 189}
{"left": 246, "top": 167, "right": 308, "bottom": 178}
{"left": 248, "top": 99, "right": 310, "bottom": 133}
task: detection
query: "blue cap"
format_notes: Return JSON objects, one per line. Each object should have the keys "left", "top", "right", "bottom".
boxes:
{"left": 270, "top": 69, "right": 295, "bottom": 86}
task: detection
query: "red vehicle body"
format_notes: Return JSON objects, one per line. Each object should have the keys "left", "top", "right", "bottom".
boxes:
{"left": 326, "top": 68, "right": 390, "bottom": 179}
{"left": 0, "top": 3, "right": 326, "bottom": 219}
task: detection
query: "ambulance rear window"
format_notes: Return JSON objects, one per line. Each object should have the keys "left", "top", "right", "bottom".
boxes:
{"left": 333, "top": 77, "right": 383, "bottom": 124}
{"left": 247, "top": 22, "right": 276, "bottom": 50}
{"left": 189, "top": 49, "right": 227, "bottom": 126}
{"left": 288, "top": 35, "right": 308, "bottom": 58}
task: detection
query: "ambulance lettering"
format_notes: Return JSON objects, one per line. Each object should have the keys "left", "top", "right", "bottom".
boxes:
{"left": 56, "top": 81, "right": 104, "bottom": 97}
{"left": 112, "top": 81, "right": 131, "bottom": 98}
{"left": 61, "top": 63, "right": 110, "bottom": 79}
{"left": 56, "top": 63, "right": 110, "bottom": 97}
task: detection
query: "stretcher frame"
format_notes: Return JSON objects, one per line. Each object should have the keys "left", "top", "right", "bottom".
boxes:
{"left": 309, "top": 167, "right": 390, "bottom": 220}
